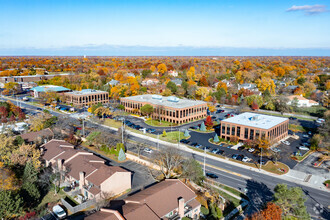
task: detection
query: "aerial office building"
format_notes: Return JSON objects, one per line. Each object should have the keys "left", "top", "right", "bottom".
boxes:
{"left": 120, "top": 94, "right": 207, "bottom": 124}
{"left": 64, "top": 89, "right": 109, "bottom": 107}
{"left": 219, "top": 112, "right": 289, "bottom": 143}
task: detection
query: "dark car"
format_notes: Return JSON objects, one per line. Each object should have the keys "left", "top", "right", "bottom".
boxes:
{"left": 216, "top": 150, "right": 224, "bottom": 155}
{"left": 147, "top": 128, "right": 156, "bottom": 133}
{"left": 237, "top": 146, "right": 245, "bottom": 151}
{"left": 232, "top": 154, "right": 238, "bottom": 159}
{"left": 190, "top": 142, "right": 197, "bottom": 146}
{"left": 195, "top": 144, "right": 202, "bottom": 148}
{"left": 135, "top": 125, "right": 142, "bottom": 130}
{"left": 206, "top": 173, "right": 218, "bottom": 179}
{"left": 288, "top": 130, "right": 294, "bottom": 135}
{"left": 180, "top": 139, "right": 189, "bottom": 144}
{"left": 258, "top": 159, "right": 267, "bottom": 165}
{"left": 202, "top": 146, "right": 211, "bottom": 151}
{"left": 236, "top": 155, "right": 244, "bottom": 161}
{"left": 36, "top": 108, "right": 42, "bottom": 111}
{"left": 219, "top": 143, "right": 225, "bottom": 147}
{"left": 289, "top": 117, "right": 297, "bottom": 120}
{"left": 190, "top": 126, "right": 199, "bottom": 130}
{"left": 211, "top": 116, "right": 217, "bottom": 120}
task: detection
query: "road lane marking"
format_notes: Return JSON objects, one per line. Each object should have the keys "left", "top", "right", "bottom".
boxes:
{"left": 201, "top": 162, "right": 252, "bottom": 180}
{"left": 205, "top": 168, "right": 248, "bottom": 183}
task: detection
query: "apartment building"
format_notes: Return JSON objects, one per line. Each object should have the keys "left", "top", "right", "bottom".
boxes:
{"left": 120, "top": 95, "right": 207, "bottom": 124}
{"left": 42, "top": 139, "right": 131, "bottom": 201}
{"left": 63, "top": 89, "right": 109, "bottom": 107}
{"left": 85, "top": 179, "right": 201, "bottom": 220}
{"left": 219, "top": 112, "right": 289, "bottom": 143}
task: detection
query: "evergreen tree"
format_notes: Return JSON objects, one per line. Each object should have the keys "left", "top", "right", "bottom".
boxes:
{"left": 118, "top": 148, "right": 126, "bottom": 161}
{"left": 200, "top": 122, "right": 206, "bottom": 132}
{"left": 184, "top": 129, "right": 190, "bottom": 137}
{"left": 273, "top": 184, "right": 309, "bottom": 219}
{"left": 0, "top": 190, "right": 23, "bottom": 219}
{"left": 213, "top": 134, "right": 219, "bottom": 143}
{"left": 21, "top": 162, "right": 40, "bottom": 205}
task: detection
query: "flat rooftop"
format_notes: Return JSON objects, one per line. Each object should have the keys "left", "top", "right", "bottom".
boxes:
{"left": 121, "top": 94, "right": 206, "bottom": 109}
{"left": 66, "top": 89, "right": 107, "bottom": 95}
{"left": 221, "top": 112, "right": 288, "bottom": 130}
{"left": 31, "top": 85, "right": 70, "bottom": 92}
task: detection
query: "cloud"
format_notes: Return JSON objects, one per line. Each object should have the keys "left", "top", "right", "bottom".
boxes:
{"left": 287, "top": 4, "right": 328, "bottom": 15}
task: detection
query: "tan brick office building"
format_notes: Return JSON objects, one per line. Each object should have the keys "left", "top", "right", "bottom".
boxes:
{"left": 219, "top": 112, "right": 289, "bottom": 143}
{"left": 64, "top": 89, "right": 109, "bottom": 107}
{"left": 120, "top": 95, "right": 207, "bottom": 124}
{"left": 0, "top": 73, "right": 73, "bottom": 83}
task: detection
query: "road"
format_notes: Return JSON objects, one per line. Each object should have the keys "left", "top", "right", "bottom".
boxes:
{"left": 3, "top": 96, "right": 329, "bottom": 219}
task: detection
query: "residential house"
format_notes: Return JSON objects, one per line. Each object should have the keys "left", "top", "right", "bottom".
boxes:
{"left": 171, "top": 78, "right": 182, "bottom": 86}
{"left": 107, "top": 79, "right": 119, "bottom": 87}
{"left": 287, "top": 95, "right": 319, "bottom": 107}
{"left": 238, "top": 83, "right": 257, "bottom": 90}
{"left": 42, "top": 139, "right": 131, "bottom": 201}
{"left": 85, "top": 179, "right": 201, "bottom": 220}
{"left": 19, "top": 128, "right": 54, "bottom": 145}
{"left": 141, "top": 78, "right": 160, "bottom": 87}
{"left": 168, "top": 70, "right": 179, "bottom": 77}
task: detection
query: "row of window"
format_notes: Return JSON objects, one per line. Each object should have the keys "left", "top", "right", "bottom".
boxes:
{"left": 221, "top": 122, "right": 288, "bottom": 140}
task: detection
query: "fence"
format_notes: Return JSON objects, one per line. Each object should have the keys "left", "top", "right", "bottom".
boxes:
{"left": 61, "top": 198, "right": 96, "bottom": 214}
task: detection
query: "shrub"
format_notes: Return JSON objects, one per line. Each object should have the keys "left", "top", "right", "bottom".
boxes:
{"left": 200, "top": 206, "right": 209, "bottom": 215}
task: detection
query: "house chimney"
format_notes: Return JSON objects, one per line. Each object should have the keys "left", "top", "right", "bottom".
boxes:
{"left": 79, "top": 171, "right": 85, "bottom": 189}
{"left": 178, "top": 197, "right": 185, "bottom": 218}
{"left": 57, "top": 159, "right": 62, "bottom": 171}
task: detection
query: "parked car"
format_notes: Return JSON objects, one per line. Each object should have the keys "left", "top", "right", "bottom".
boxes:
{"left": 190, "top": 142, "right": 197, "bottom": 146}
{"left": 211, "top": 148, "right": 220, "bottom": 154}
{"left": 190, "top": 126, "right": 199, "bottom": 130}
{"left": 236, "top": 154, "right": 244, "bottom": 161}
{"left": 237, "top": 146, "right": 245, "bottom": 151}
{"left": 258, "top": 159, "right": 266, "bottom": 165}
{"left": 302, "top": 134, "right": 309, "bottom": 138}
{"left": 316, "top": 118, "right": 325, "bottom": 124}
{"left": 298, "top": 146, "right": 309, "bottom": 151}
{"left": 211, "top": 116, "right": 217, "bottom": 120}
{"left": 242, "top": 156, "right": 250, "bottom": 162}
{"left": 144, "top": 148, "right": 153, "bottom": 153}
{"left": 281, "top": 140, "right": 290, "bottom": 145}
{"left": 52, "top": 205, "right": 66, "bottom": 219}
{"left": 227, "top": 145, "right": 233, "bottom": 149}
{"left": 216, "top": 150, "right": 224, "bottom": 155}
{"left": 148, "top": 128, "right": 156, "bottom": 133}
{"left": 22, "top": 97, "right": 29, "bottom": 101}
{"left": 248, "top": 148, "right": 255, "bottom": 153}
{"left": 206, "top": 173, "right": 218, "bottom": 179}
{"left": 232, "top": 154, "right": 238, "bottom": 160}
{"left": 289, "top": 117, "right": 297, "bottom": 120}
{"left": 272, "top": 148, "right": 281, "bottom": 153}
{"left": 288, "top": 130, "right": 294, "bottom": 135}
{"left": 195, "top": 144, "right": 202, "bottom": 148}
{"left": 202, "top": 146, "right": 211, "bottom": 151}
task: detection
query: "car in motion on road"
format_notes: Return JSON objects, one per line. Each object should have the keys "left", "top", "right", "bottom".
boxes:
{"left": 143, "top": 148, "right": 153, "bottom": 153}
{"left": 206, "top": 173, "right": 218, "bottom": 179}
{"left": 298, "top": 146, "right": 309, "bottom": 151}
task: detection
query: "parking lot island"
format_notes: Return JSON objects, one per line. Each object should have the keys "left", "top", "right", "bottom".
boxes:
{"left": 120, "top": 94, "right": 207, "bottom": 124}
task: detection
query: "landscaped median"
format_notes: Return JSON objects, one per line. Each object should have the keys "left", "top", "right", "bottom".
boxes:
{"left": 290, "top": 150, "right": 313, "bottom": 162}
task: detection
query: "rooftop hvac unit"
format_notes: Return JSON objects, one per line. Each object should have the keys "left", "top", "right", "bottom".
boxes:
{"left": 167, "top": 96, "right": 179, "bottom": 102}
{"left": 152, "top": 95, "right": 162, "bottom": 100}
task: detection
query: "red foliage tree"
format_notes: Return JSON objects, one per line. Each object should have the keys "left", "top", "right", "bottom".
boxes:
{"left": 9, "top": 114, "right": 16, "bottom": 122}
{"left": 246, "top": 202, "right": 282, "bottom": 220}
{"left": 1, "top": 116, "right": 8, "bottom": 123}
{"left": 18, "top": 111, "right": 26, "bottom": 120}
{"left": 251, "top": 101, "right": 259, "bottom": 111}
{"left": 205, "top": 116, "right": 213, "bottom": 129}
{"left": 0, "top": 106, "right": 8, "bottom": 118}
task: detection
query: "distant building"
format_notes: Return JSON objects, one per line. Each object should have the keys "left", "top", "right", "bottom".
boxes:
{"left": 141, "top": 78, "right": 159, "bottom": 86}
{"left": 64, "top": 89, "right": 109, "bottom": 107}
{"left": 168, "top": 70, "right": 179, "bottom": 77}
{"left": 30, "top": 85, "right": 71, "bottom": 98}
{"left": 127, "top": 73, "right": 135, "bottom": 77}
{"left": 106, "top": 79, "right": 119, "bottom": 87}
{"left": 219, "top": 112, "right": 289, "bottom": 143}
{"left": 171, "top": 78, "right": 182, "bottom": 86}
{"left": 85, "top": 179, "right": 201, "bottom": 220}
{"left": 42, "top": 139, "right": 131, "bottom": 202}
{"left": 0, "top": 73, "right": 73, "bottom": 84}
{"left": 287, "top": 95, "right": 319, "bottom": 107}
{"left": 121, "top": 94, "right": 207, "bottom": 124}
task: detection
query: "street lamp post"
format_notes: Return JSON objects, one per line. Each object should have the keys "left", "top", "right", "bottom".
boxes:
{"left": 260, "top": 148, "right": 262, "bottom": 170}
{"left": 203, "top": 147, "right": 206, "bottom": 176}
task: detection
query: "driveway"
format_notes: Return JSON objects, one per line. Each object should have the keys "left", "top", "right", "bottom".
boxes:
{"left": 293, "top": 152, "right": 330, "bottom": 179}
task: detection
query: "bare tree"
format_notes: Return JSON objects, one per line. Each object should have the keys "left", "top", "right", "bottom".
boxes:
{"left": 130, "top": 142, "right": 145, "bottom": 158}
{"left": 151, "top": 147, "right": 184, "bottom": 179}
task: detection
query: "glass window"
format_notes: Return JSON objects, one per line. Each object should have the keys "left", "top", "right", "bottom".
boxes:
{"left": 237, "top": 126, "right": 241, "bottom": 137}
{"left": 250, "top": 129, "right": 254, "bottom": 140}
{"left": 232, "top": 126, "right": 235, "bottom": 135}
{"left": 244, "top": 128, "right": 249, "bottom": 139}
{"left": 227, "top": 126, "right": 230, "bottom": 135}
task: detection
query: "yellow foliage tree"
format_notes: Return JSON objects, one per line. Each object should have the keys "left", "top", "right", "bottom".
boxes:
{"left": 0, "top": 162, "right": 18, "bottom": 190}
{"left": 255, "top": 78, "right": 276, "bottom": 94}
{"left": 157, "top": 63, "right": 167, "bottom": 75}
{"left": 196, "top": 87, "right": 208, "bottom": 100}
{"left": 217, "top": 81, "right": 228, "bottom": 92}
{"left": 186, "top": 66, "right": 196, "bottom": 81}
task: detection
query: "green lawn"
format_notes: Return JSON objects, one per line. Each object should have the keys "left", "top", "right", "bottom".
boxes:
{"left": 145, "top": 119, "right": 178, "bottom": 127}
{"left": 103, "top": 118, "right": 123, "bottom": 128}
{"left": 38, "top": 187, "right": 66, "bottom": 210}
{"left": 289, "top": 124, "right": 306, "bottom": 133}
{"left": 254, "top": 111, "right": 315, "bottom": 122}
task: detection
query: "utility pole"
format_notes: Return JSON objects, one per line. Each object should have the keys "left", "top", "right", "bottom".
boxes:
{"left": 82, "top": 118, "right": 85, "bottom": 137}
{"left": 260, "top": 147, "right": 262, "bottom": 170}
{"left": 178, "top": 129, "right": 180, "bottom": 148}
{"left": 157, "top": 133, "right": 159, "bottom": 149}
{"left": 203, "top": 147, "right": 206, "bottom": 176}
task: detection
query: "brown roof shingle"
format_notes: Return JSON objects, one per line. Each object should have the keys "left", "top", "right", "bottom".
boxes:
{"left": 122, "top": 203, "right": 159, "bottom": 220}
{"left": 125, "top": 179, "right": 197, "bottom": 218}
{"left": 42, "top": 139, "right": 74, "bottom": 161}
{"left": 20, "top": 128, "right": 54, "bottom": 143}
